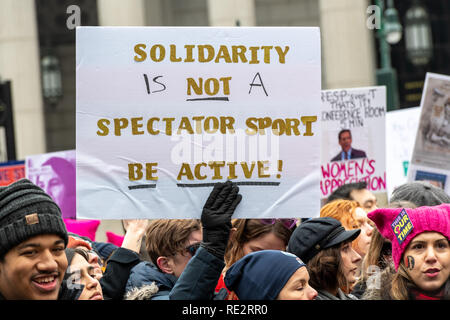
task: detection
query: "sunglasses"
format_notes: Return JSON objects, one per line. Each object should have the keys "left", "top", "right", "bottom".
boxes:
{"left": 185, "top": 243, "right": 201, "bottom": 257}
{"left": 259, "top": 218, "right": 298, "bottom": 230}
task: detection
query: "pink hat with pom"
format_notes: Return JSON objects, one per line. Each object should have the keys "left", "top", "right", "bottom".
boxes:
{"left": 368, "top": 203, "right": 450, "bottom": 270}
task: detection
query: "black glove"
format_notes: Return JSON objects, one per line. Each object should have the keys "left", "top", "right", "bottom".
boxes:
{"left": 201, "top": 180, "right": 242, "bottom": 259}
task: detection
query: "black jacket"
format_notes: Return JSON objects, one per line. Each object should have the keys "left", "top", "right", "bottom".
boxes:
{"left": 100, "top": 247, "right": 141, "bottom": 300}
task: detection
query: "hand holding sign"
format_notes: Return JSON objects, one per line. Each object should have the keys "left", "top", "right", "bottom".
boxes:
{"left": 201, "top": 180, "right": 242, "bottom": 259}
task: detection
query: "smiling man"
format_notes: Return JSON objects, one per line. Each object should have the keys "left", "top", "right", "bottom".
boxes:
{"left": 0, "top": 179, "right": 75, "bottom": 300}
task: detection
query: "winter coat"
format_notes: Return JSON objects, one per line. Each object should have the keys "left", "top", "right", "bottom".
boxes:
{"left": 125, "top": 260, "right": 178, "bottom": 300}
{"left": 315, "top": 288, "right": 359, "bottom": 300}
{"left": 100, "top": 247, "right": 141, "bottom": 300}
{"left": 125, "top": 246, "right": 226, "bottom": 300}
{"left": 351, "top": 280, "right": 367, "bottom": 299}
{"left": 169, "top": 246, "right": 225, "bottom": 300}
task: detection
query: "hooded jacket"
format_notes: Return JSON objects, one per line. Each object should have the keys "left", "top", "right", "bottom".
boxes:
{"left": 125, "top": 260, "right": 177, "bottom": 300}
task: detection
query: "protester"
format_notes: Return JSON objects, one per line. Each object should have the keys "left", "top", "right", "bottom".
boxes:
{"left": 67, "top": 233, "right": 103, "bottom": 279}
{"left": 224, "top": 250, "right": 317, "bottom": 300}
{"left": 0, "top": 179, "right": 79, "bottom": 300}
{"left": 124, "top": 219, "right": 202, "bottom": 299}
{"left": 390, "top": 181, "right": 450, "bottom": 207}
{"left": 68, "top": 219, "right": 147, "bottom": 299}
{"left": 126, "top": 180, "right": 242, "bottom": 300}
{"left": 352, "top": 200, "right": 417, "bottom": 298}
{"left": 363, "top": 203, "right": 450, "bottom": 300}
{"left": 287, "top": 217, "right": 361, "bottom": 300}
{"left": 326, "top": 181, "right": 378, "bottom": 213}
{"left": 64, "top": 248, "right": 103, "bottom": 300}
{"left": 122, "top": 219, "right": 151, "bottom": 262}
{"left": 320, "top": 199, "right": 374, "bottom": 260}
{"left": 215, "top": 218, "right": 296, "bottom": 299}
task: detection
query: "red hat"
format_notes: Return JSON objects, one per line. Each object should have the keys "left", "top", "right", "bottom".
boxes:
{"left": 67, "top": 235, "right": 92, "bottom": 250}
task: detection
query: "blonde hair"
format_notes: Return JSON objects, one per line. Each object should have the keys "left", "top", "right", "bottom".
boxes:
{"left": 360, "top": 200, "right": 417, "bottom": 283}
{"left": 390, "top": 263, "right": 411, "bottom": 300}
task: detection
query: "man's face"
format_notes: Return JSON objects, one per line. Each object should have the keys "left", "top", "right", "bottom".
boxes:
{"left": 168, "top": 229, "right": 203, "bottom": 278}
{"left": 349, "top": 188, "right": 378, "bottom": 213}
{"left": 0, "top": 234, "right": 67, "bottom": 300}
{"left": 354, "top": 207, "right": 374, "bottom": 258}
{"left": 338, "top": 131, "right": 352, "bottom": 152}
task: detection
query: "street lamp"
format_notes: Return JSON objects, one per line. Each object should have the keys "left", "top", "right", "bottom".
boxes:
{"left": 375, "top": 0, "right": 402, "bottom": 111}
{"left": 384, "top": 1, "right": 402, "bottom": 45}
{"left": 41, "top": 53, "right": 63, "bottom": 107}
{"left": 404, "top": 0, "right": 433, "bottom": 66}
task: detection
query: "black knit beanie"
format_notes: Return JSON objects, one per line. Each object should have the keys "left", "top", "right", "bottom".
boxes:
{"left": 0, "top": 178, "right": 68, "bottom": 258}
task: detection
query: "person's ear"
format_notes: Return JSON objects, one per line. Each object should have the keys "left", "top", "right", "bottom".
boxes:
{"left": 156, "top": 256, "right": 174, "bottom": 275}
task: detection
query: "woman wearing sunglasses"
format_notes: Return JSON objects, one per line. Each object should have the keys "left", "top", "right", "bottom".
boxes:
{"left": 215, "top": 218, "right": 297, "bottom": 299}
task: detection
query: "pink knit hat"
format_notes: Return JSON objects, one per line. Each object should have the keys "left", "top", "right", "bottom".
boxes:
{"left": 368, "top": 204, "right": 450, "bottom": 270}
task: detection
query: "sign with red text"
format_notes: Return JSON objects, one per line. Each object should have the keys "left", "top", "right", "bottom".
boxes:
{"left": 408, "top": 73, "right": 450, "bottom": 194}
{"left": 76, "top": 27, "right": 321, "bottom": 219}
{"left": 320, "top": 86, "right": 386, "bottom": 202}
{"left": 0, "top": 161, "right": 25, "bottom": 186}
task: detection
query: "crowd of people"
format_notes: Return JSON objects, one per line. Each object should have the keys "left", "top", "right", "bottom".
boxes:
{"left": 0, "top": 178, "right": 449, "bottom": 301}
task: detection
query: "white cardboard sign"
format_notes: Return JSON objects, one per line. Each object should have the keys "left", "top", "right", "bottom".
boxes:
{"left": 76, "top": 27, "right": 322, "bottom": 219}
{"left": 385, "top": 107, "right": 420, "bottom": 199}
{"left": 320, "top": 86, "right": 387, "bottom": 202}
{"left": 408, "top": 73, "right": 450, "bottom": 194}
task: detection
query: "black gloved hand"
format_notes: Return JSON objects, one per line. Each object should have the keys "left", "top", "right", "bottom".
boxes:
{"left": 200, "top": 180, "right": 242, "bottom": 260}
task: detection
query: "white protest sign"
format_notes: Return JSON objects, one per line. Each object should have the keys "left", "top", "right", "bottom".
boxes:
{"left": 76, "top": 27, "right": 321, "bottom": 219}
{"left": 320, "top": 87, "right": 386, "bottom": 202}
{"left": 385, "top": 107, "right": 420, "bottom": 199}
{"left": 408, "top": 73, "right": 450, "bottom": 194}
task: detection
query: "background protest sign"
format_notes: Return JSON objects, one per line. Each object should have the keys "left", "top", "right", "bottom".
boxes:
{"left": 408, "top": 73, "right": 450, "bottom": 194}
{"left": 320, "top": 86, "right": 387, "bottom": 204}
{"left": 76, "top": 27, "right": 321, "bottom": 219}
{"left": 386, "top": 107, "right": 420, "bottom": 199}
{"left": 26, "top": 150, "right": 76, "bottom": 219}
{"left": 0, "top": 160, "right": 25, "bottom": 186}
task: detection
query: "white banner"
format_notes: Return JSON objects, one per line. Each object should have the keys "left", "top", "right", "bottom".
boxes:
{"left": 76, "top": 27, "right": 321, "bottom": 219}
{"left": 320, "top": 86, "right": 386, "bottom": 202}
{"left": 386, "top": 107, "right": 420, "bottom": 199}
